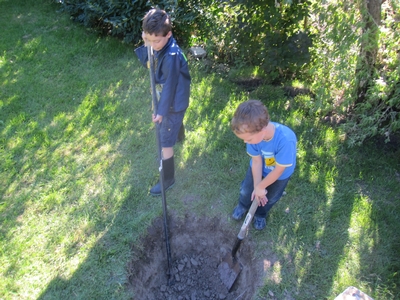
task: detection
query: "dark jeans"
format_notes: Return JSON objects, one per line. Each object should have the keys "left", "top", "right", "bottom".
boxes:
{"left": 238, "top": 166, "right": 290, "bottom": 218}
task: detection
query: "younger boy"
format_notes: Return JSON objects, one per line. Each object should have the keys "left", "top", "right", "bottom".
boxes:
{"left": 135, "top": 9, "right": 191, "bottom": 196}
{"left": 231, "top": 100, "right": 297, "bottom": 230}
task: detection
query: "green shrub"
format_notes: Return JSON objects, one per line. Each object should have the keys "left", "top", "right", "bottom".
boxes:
{"left": 57, "top": 0, "right": 209, "bottom": 46}
{"left": 57, "top": 0, "right": 313, "bottom": 80}
{"left": 307, "top": 0, "right": 400, "bottom": 146}
{"left": 160, "top": 0, "right": 214, "bottom": 46}
{"left": 189, "top": 0, "right": 312, "bottom": 82}
{"left": 58, "top": 0, "right": 150, "bottom": 44}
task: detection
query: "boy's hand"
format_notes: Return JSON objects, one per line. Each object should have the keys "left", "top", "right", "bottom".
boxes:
{"left": 252, "top": 186, "right": 268, "bottom": 206}
{"left": 152, "top": 114, "right": 163, "bottom": 123}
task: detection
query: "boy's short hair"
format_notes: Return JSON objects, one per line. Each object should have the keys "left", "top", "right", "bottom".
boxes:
{"left": 142, "top": 9, "right": 172, "bottom": 37}
{"left": 231, "top": 100, "right": 270, "bottom": 134}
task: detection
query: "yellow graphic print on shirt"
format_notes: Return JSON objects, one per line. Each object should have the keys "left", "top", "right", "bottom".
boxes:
{"left": 262, "top": 151, "right": 276, "bottom": 170}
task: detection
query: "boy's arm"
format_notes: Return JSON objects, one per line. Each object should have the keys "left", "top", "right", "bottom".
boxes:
{"left": 254, "top": 165, "right": 286, "bottom": 206}
{"left": 251, "top": 155, "right": 264, "bottom": 202}
{"left": 156, "top": 54, "right": 180, "bottom": 117}
{"left": 134, "top": 32, "right": 151, "bottom": 68}
{"left": 134, "top": 45, "right": 149, "bottom": 68}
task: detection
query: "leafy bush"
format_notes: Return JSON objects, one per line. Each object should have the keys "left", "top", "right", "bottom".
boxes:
{"left": 261, "top": 31, "right": 313, "bottom": 82}
{"left": 187, "top": 0, "right": 312, "bottom": 82}
{"left": 57, "top": 0, "right": 313, "bottom": 80}
{"left": 160, "top": 0, "right": 214, "bottom": 46}
{"left": 307, "top": 0, "right": 400, "bottom": 145}
{"left": 58, "top": 0, "right": 150, "bottom": 44}
{"left": 56, "top": 0, "right": 209, "bottom": 46}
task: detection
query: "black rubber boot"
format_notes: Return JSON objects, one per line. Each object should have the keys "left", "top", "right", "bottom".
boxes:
{"left": 150, "top": 156, "right": 175, "bottom": 196}
{"left": 177, "top": 123, "right": 185, "bottom": 143}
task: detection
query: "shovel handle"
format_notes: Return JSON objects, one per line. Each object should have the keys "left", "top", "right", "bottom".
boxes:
{"left": 237, "top": 199, "right": 259, "bottom": 240}
{"left": 147, "top": 45, "right": 158, "bottom": 116}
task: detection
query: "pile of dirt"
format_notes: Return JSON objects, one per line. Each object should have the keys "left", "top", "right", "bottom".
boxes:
{"left": 127, "top": 212, "right": 270, "bottom": 299}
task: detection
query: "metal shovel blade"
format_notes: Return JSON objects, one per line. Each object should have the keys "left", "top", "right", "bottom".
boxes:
{"left": 218, "top": 252, "right": 243, "bottom": 291}
{"left": 218, "top": 200, "right": 259, "bottom": 291}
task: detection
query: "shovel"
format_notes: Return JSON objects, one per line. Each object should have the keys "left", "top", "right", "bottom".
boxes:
{"left": 147, "top": 44, "right": 173, "bottom": 285}
{"left": 218, "top": 199, "right": 259, "bottom": 291}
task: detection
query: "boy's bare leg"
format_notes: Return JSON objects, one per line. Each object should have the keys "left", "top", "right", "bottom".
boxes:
{"left": 162, "top": 147, "right": 173, "bottom": 159}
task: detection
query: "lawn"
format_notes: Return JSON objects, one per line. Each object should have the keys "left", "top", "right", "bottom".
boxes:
{"left": 1, "top": 0, "right": 399, "bottom": 299}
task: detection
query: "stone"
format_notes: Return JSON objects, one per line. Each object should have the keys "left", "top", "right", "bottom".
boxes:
{"left": 334, "top": 286, "right": 373, "bottom": 300}
{"left": 189, "top": 47, "right": 207, "bottom": 59}
{"left": 190, "top": 258, "right": 199, "bottom": 266}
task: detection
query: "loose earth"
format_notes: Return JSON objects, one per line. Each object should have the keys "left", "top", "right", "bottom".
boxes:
{"left": 128, "top": 213, "right": 270, "bottom": 299}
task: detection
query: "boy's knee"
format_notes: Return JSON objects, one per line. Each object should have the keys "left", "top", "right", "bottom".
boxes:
{"left": 239, "top": 186, "right": 252, "bottom": 198}
{"left": 266, "top": 196, "right": 281, "bottom": 207}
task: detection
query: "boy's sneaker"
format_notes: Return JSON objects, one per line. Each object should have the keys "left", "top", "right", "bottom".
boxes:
{"left": 232, "top": 205, "right": 247, "bottom": 220}
{"left": 253, "top": 216, "right": 266, "bottom": 230}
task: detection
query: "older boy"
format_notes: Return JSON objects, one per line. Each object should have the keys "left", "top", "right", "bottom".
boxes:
{"left": 231, "top": 100, "right": 297, "bottom": 230}
{"left": 135, "top": 9, "right": 191, "bottom": 196}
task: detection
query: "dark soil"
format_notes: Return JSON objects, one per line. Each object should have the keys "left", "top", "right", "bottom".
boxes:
{"left": 127, "top": 212, "right": 271, "bottom": 299}
{"left": 282, "top": 86, "right": 314, "bottom": 98}
{"left": 231, "top": 78, "right": 264, "bottom": 92}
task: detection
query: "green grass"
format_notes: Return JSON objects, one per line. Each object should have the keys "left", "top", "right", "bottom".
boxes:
{"left": 1, "top": 0, "right": 400, "bottom": 299}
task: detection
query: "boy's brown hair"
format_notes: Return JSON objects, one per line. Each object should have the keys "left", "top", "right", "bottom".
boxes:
{"left": 142, "top": 9, "right": 172, "bottom": 37}
{"left": 231, "top": 100, "right": 270, "bottom": 134}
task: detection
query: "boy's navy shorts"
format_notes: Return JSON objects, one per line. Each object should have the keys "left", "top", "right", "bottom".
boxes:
{"left": 160, "top": 111, "right": 185, "bottom": 148}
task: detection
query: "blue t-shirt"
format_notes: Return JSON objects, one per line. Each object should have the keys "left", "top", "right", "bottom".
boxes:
{"left": 247, "top": 122, "right": 297, "bottom": 180}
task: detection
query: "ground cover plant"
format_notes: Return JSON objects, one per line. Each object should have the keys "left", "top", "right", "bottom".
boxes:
{"left": 1, "top": 0, "right": 400, "bottom": 299}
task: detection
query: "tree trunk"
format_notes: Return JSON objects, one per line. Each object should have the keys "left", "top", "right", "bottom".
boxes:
{"left": 356, "top": 0, "right": 382, "bottom": 103}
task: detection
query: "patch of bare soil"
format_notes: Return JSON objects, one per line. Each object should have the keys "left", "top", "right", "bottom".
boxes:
{"left": 231, "top": 78, "right": 264, "bottom": 92}
{"left": 127, "top": 212, "right": 270, "bottom": 299}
